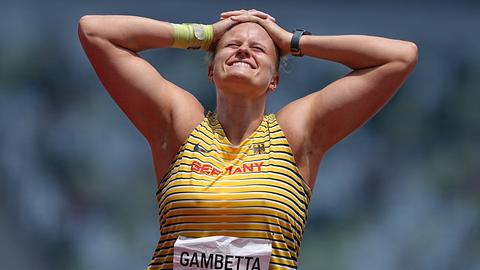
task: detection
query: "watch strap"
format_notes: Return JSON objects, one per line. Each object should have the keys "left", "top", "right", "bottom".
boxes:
{"left": 290, "top": 29, "right": 311, "bottom": 57}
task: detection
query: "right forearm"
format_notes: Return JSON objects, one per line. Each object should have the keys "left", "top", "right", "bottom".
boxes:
{"left": 78, "top": 15, "right": 174, "bottom": 52}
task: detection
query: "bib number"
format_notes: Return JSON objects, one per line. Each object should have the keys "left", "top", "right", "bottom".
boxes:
{"left": 173, "top": 235, "right": 272, "bottom": 270}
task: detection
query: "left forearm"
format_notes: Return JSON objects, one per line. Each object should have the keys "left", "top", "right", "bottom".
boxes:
{"left": 222, "top": 11, "right": 418, "bottom": 71}
{"left": 299, "top": 35, "right": 418, "bottom": 70}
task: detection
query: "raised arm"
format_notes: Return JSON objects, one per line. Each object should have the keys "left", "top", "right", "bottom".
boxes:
{"left": 283, "top": 34, "right": 417, "bottom": 184}
{"left": 78, "top": 15, "right": 205, "bottom": 146}
{"left": 283, "top": 34, "right": 417, "bottom": 148}
{"left": 223, "top": 11, "right": 418, "bottom": 187}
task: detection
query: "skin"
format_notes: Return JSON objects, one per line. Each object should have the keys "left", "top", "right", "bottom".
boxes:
{"left": 208, "top": 22, "right": 280, "bottom": 147}
{"left": 209, "top": 22, "right": 279, "bottom": 97}
{"left": 78, "top": 9, "right": 418, "bottom": 190}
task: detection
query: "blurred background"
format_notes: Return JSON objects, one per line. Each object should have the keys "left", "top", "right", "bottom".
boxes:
{"left": 1, "top": 0, "right": 479, "bottom": 269}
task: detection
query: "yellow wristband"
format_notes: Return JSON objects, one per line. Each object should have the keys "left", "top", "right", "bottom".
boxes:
{"left": 201, "top": 24, "right": 214, "bottom": 51}
{"left": 171, "top": 23, "right": 213, "bottom": 51}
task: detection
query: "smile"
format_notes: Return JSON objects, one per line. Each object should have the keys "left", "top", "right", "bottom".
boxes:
{"left": 228, "top": 60, "right": 256, "bottom": 69}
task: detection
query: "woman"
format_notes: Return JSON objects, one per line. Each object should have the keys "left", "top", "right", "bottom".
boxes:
{"left": 78, "top": 9, "right": 417, "bottom": 270}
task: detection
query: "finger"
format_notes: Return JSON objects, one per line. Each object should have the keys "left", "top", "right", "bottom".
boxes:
{"left": 247, "top": 9, "right": 267, "bottom": 18}
{"left": 230, "top": 14, "right": 261, "bottom": 23}
{"left": 220, "top": 12, "right": 244, "bottom": 20}
{"left": 232, "top": 14, "right": 276, "bottom": 23}
{"left": 247, "top": 9, "right": 276, "bottom": 22}
{"left": 220, "top": 10, "right": 247, "bottom": 18}
{"left": 220, "top": 11, "right": 241, "bottom": 17}
{"left": 225, "top": 14, "right": 275, "bottom": 23}
{"left": 221, "top": 9, "right": 276, "bottom": 23}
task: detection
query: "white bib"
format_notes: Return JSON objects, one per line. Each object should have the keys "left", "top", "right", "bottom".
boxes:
{"left": 173, "top": 235, "right": 272, "bottom": 270}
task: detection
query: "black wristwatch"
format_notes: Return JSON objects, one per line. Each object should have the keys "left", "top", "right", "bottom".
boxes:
{"left": 290, "top": 29, "right": 311, "bottom": 57}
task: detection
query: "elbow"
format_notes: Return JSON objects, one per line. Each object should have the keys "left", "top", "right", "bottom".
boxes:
{"left": 77, "top": 15, "right": 101, "bottom": 40}
{"left": 398, "top": 41, "right": 418, "bottom": 70}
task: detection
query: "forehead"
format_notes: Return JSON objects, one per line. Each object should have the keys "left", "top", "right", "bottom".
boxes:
{"left": 219, "top": 22, "right": 274, "bottom": 46}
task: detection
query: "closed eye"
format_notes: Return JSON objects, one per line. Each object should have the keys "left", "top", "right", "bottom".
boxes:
{"left": 252, "top": 46, "right": 265, "bottom": 52}
{"left": 226, "top": 43, "right": 239, "bottom": 48}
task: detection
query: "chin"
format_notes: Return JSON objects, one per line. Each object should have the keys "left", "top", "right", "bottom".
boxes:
{"left": 229, "top": 73, "right": 254, "bottom": 81}
{"left": 216, "top": 76, "right": 260, "bottom": 95}
{"left": 221, "top": 70, "right": 255, "bottom": 84}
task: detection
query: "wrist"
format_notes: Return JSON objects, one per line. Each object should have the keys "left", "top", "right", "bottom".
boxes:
{"left": 290, "top": 29, "right": 311, "bottom": 57}
{"left": 280, "top": 33, "right": 294, "bottom": 56}
{"left": 171, "top": 23, "right": 214, "bottom": 51}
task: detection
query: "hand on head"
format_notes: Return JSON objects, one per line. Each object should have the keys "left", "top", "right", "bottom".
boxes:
{"left": 212, "top": 9, "right": 292, "bottom": 56}
{"left": 220, "top": 9, "right": 276, "bottom": 22}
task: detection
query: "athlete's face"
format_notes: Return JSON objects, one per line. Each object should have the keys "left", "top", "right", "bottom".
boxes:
{"left": 209, "top": 23, "right": 279, "bottom": 96}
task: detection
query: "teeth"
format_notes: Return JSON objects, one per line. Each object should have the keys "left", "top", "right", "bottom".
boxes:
{"left": 232, "top": 62, "right": 251, "bottom": 68}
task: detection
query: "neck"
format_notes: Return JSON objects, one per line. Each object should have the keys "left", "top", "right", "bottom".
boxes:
{"left": 216, "top": 90, "right": 266, "bottom": 146}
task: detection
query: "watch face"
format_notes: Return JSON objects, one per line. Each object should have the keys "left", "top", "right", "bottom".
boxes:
{"left": 193, "top": 24, "right": 205, "bottom": 41}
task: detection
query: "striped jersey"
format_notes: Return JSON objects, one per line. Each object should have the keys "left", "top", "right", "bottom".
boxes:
{"left": 148, "top": 112, "right": 311, "bottom": 270}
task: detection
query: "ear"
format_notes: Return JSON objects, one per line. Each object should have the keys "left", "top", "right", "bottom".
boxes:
{"left": 267, "top": 73, "right": 279, "bottom": 93}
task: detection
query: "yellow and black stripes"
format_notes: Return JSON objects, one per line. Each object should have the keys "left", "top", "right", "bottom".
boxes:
{"left": 148, "top": 112, "right": 311, "bottom": 270}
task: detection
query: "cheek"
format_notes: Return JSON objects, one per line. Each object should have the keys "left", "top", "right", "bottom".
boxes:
{"left": 211, "top": 52, "right": 228, "bottom": 71}
{"left": 209, "top": 57, "right": 221, "bottom": 77}
{"left": 211, "top": 62, "right": 224, "bottom": 78}
{"left": 210, "top": 60, "right": 227, "bottom": 84}
{"left": 260, "top": 58, "right": 277, "bottom": 77}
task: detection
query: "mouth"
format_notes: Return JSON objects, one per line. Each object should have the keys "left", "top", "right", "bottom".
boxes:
{"left": 227, "top": 60, "right": 256, "bottom": 69}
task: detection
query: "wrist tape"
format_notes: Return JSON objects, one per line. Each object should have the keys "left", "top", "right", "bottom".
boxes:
{"left": 171, "top": 23, "right": 213, "bottom": 51}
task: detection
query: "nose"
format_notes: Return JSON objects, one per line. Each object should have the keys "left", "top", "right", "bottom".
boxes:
{"left": 235, "top": 43, "right": 251, "bottom": 58}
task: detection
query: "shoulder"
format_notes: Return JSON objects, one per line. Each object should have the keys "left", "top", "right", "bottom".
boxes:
{"left": 275, "top": 104, "right": 324, "bottom": 189}
{"left": 149, "top": 108, "right": 205, "bottom": 182}
{"left": 274, "top": 92, "right": 330, "bottom": 159}
{"left": 149, "top": 102, "right": 205, "bottom": 153}
{"left": 275, "top": 99, "right": 312, "bottom": 153}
